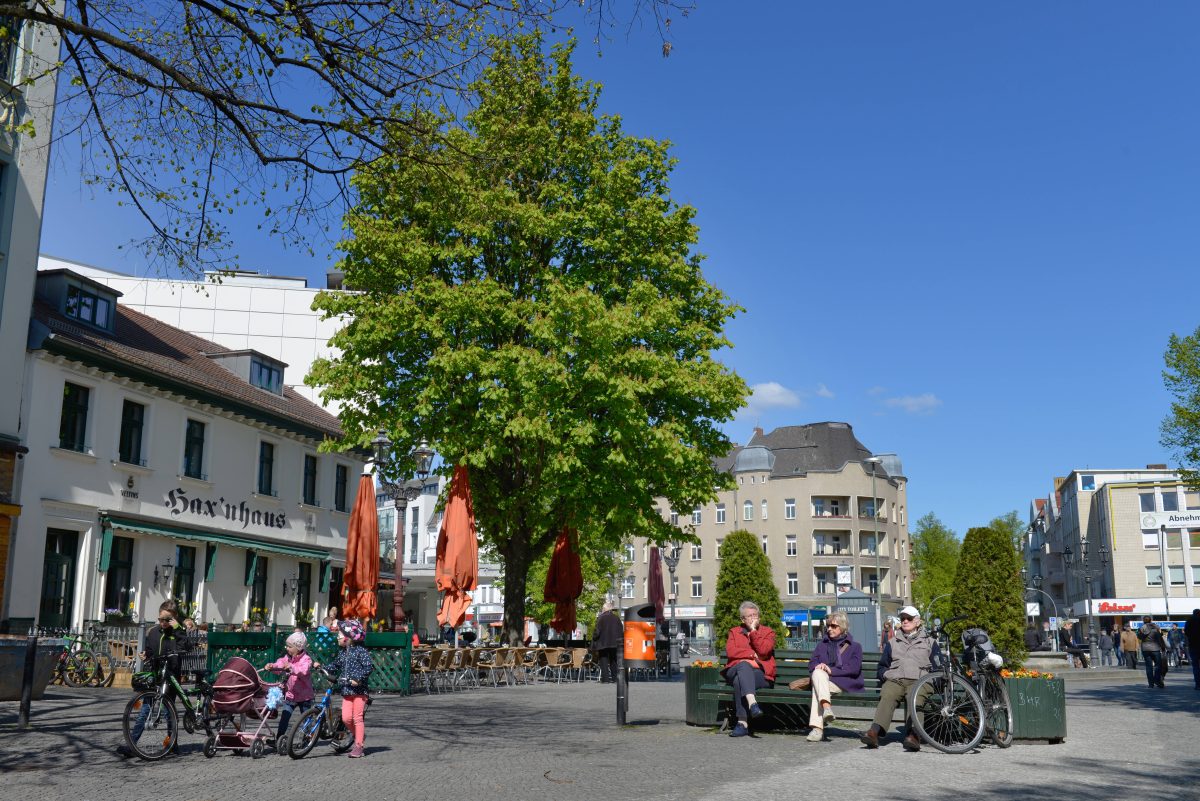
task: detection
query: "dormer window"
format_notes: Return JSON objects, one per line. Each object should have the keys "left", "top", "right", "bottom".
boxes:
{"left": 65, "top": 283, "right": 114, "bottom": 330}
{"left": 250, "top": 357, "right": 283, "bottom": 395}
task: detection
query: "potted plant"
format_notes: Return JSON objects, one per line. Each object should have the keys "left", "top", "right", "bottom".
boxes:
{"left": 1001, "top": 667, "right": 1066, "bottom": 743}
{"left": 103, "top": 608, "right": 133, "bottom": 626}
{"left": 295, "top": 607, "right": 315, "bottom": 630}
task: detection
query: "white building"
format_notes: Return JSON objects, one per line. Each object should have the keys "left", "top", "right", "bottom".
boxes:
{"left": 7, "top": 268, "right": 367, "bottom": 630}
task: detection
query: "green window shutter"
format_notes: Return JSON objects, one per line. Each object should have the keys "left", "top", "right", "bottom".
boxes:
{"left": 245, "top": 551, "right": 258, "bottom": 586}
{"left": 319, "top": 560, "right": 332, "bottom": 593}
{"left": 97, "top": 523, "right": 114, "bottom": 572}
{"left": 205, "top": 544, "right": 218, "bottom": 582}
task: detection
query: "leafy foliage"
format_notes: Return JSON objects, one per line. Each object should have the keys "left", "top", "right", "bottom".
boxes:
{"left": 524, "top": 542, "right": 620, "bottom": 635}
{"left": 712, "top": 531, "right": 782, "bottom": 653}
{"left": 1162, "top": 325, "right": 1200, "bottom": 489}
{"left": 949, "top": 525, "right": 1027, "bottom": 668}
{"left": 911, "top": 512, "right": 960, "bottom": 620}
{"left": 309, "top": 35, "right": 746, "bottom": 644}
{"left": 989, "top": 510, "right": 1027, "bottom": 552}
{"left": 1, "top": 1, "right": 687, "bottom": 275}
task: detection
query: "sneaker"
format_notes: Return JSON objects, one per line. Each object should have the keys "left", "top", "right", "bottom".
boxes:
{"left": 348, "top": 744, "right": 365, "bottom": 758}
{"left": 903, "top": 733, "right": 921, "bottom": 752}
{"left": 115, "top": 745, "right": 135, "bottom": 759}
{"left": 821, "top": 706, "right": 836, "bottom": 725}
{"left": 748, "top": 703, "right": 764, "bottom": 719}
{"left": 729, "top": 723, "right": 750, "bottom": 738}
{"left": 806, "top": 728, "right": 824, "bottom": 742}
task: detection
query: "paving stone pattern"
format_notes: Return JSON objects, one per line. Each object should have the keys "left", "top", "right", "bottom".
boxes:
{"left": 1, "top": 668, "right": 1196, "bottom": 801}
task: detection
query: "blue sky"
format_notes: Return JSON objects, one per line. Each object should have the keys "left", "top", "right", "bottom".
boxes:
{"left": 39, "top": 3, "right": 1200, "bottom": 538}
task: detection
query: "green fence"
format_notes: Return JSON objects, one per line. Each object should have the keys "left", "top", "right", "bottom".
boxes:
{"left": 207, "top": 630, "right": 412, "bottom": 694}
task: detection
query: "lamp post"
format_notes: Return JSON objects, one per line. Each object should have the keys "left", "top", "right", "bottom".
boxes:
{"left": 1159, "top": 525, "right": 1172, "bottom": 616}
{"left": 370, "top": 431, "right": 434, "bottom": 631}
{"left": 661, "top": 541, "right": 681, "bottom": 676}
{"left": 1063, "top": 538, "right": 1108, "bottom": 666}
{"left": 864, "top": 456, "right": 883, "bottom": 641}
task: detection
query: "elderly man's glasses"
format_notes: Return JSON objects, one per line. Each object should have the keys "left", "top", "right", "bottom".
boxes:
{"left": 899, "top": 615, "right": 915, "bottom": 622}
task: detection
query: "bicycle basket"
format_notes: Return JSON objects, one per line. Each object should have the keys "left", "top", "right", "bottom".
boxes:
{"left": 131, "top": 671, "right": 157, "bottom": 691}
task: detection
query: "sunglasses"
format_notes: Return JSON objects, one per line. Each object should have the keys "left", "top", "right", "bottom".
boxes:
{"left": 899, "top": 615, "right": 915, "bottom": 622}
{"left": 826, "top": 623, "right": 842, "bottom": 629}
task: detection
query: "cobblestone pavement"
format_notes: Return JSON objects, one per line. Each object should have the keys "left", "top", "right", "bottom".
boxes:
{"left": 1, "top": 667, "right": 1196, "bottom": 801}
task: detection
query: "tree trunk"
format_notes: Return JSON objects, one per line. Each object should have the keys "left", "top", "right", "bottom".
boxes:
{"left": 501, "top": 533, "right": 533, "bottom": 646}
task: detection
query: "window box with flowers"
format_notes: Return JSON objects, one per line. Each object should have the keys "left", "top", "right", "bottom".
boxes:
{"left": 103, "top": 608, "right": 134, "bottom": 626}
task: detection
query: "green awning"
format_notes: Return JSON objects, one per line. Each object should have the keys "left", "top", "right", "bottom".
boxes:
{"left": 97, "top": 522, "right": 114, "bottom": 572}
{"left": 101, "top": 514, "right": 330, "bottom": 562}
{"left": 319, "top": 560, "right": 332, "bottom": 593}
{"left": 205, "top": 544, "right": 218, "bottom": 582}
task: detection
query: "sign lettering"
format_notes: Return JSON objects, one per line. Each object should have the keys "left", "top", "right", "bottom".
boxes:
{"left": 165, "top": 487, "right": 289, "bottom": 530}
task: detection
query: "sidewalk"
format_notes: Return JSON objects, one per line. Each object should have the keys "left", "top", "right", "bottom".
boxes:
{"left": 1, "top": 669, "right": 1196, "bottom": 801}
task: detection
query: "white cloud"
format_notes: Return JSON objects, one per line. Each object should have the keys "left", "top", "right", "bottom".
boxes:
{"left": 866, "top": 386, "right": 887, "bottom": 396}
{"left": 815, "top": 383, "right": 834, "bottom": 399}
{"left": 747, "top": 381, "right": 801, "bottom": 411}
{"left": 883, "top": 393, "right": 943, "bottom": 415}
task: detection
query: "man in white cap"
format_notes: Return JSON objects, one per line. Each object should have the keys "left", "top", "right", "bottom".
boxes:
{"left": 860, "top": 605, "right": 939, "bottom": 752}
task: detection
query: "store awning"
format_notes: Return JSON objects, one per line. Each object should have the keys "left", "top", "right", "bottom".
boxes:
{"left": 101, "top": 513, "right": 330, "bottom": 561}
{"left": 782, "top": 608, "right": 828, "bottom": 623}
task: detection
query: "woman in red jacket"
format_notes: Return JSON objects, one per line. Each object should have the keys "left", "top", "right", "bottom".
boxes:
{"left": 723, "top": 601, "right": 777, "bottom": 737}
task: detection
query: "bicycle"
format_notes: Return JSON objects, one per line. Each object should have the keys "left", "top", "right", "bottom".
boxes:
{"left": 959, "top": 627, "right": 1013, "bottom": 748}
{"left": 52, "top": 629, "right": 104, "bottom": 687}
{"left": 905, "top": 617, "right": 986, "bottom": 754}
{"left": 121, "top": 655, "right": 214, "bottom": 760}
{"left": 285, "top": 667, "right": 353, "bottom": 759}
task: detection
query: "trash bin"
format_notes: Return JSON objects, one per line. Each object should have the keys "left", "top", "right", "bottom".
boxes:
{"left": 623, "top": 604, "right": 657, "bottom": 669}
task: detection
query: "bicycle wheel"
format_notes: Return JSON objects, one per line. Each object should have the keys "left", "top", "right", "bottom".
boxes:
{"left": 908, "top": 672, "right": 985, "bottom": 754}
{"left": 329, "top": 716, "right": 353, "bottom": 753}
{"left": 287, "top": 707, "right": 324, "bottom": 759}
{"left": 122, "top": 692, "right": 178, "bottom": 760}
{"left": 980, "top": 671, "right": 1014, "bottom": 748}
{"left": 63, "top": 653, "right": 96, "bottom": 687}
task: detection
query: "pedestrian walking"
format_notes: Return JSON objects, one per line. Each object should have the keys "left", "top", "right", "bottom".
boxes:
{"left": 1098, "top": 631, "right": 1114, "bottom": 666}
{"left": 593, "top": 601, "right": 623, "bottom": 683}
{"left": 1113, "top": 627, "right": 1125, "bottom": 667}
{"left": 316, "top": 619, "right": 373, "bottom": 758}
{"left": 1137, "top": 616, "right": 1167, "bottom": 688}
{"left": 1121, "top": 624, "right": 1140, "bottom": 670}
{"left": 1184, "top": 608, "right": 1200, "bottom": 691}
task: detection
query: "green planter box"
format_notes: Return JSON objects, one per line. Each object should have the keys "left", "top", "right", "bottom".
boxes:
{"left": 1007, "top": 676, "right": 1066, "bottom": 742}
{"left": 685, "top": 666, "right": 722, "bottom": 726}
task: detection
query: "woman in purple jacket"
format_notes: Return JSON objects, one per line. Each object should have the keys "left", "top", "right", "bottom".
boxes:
{"left": 791, "top": 611, "right": 863, "bottom": 742}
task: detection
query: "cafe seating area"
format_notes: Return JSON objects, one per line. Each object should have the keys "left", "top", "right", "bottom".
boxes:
{"left": 408, "top": 645, "right": 598, "bottom": 694}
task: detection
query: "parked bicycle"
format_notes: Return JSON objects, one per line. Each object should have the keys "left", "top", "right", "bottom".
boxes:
{"left": 121, "top": 655, "right": 214, "bottom": 760}
{"left": 51, "top": 627, "right": 107, "bottom": 687}
{"left": 958, "top": 626, "right": 1013, "bottom": 748}
{"left": 905, "top": 617, "right": 986, "bottom": 754}
{"left": 285, "top": 667, "right": 353, "bottom": 759}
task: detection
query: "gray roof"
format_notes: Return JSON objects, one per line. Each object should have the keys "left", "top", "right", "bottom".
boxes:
{"left": 723, "top": 422, "right": 894, "bottom": 481}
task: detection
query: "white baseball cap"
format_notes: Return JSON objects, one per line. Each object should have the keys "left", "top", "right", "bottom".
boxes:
{"left": 898, "top": 605, "right": 920, "bottom": 619}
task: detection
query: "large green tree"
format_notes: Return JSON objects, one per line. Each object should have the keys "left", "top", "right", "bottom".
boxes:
{"left": 309, "top": 35, "right": 746, "bottom": 645}
{"left": 712, "top": 531, "right": 782, "bottom": 653}
{"left": 1162, "top": 325, "right": 1200, "bottom": 488}
{"left": 989, "top": 510, "right": 1027, "bottom": 551}
{"left": 910, "top": 512, "right": 960, "bottom": 620}
{"left": 948, "top": 525, "right": 1027, "bottom": 667}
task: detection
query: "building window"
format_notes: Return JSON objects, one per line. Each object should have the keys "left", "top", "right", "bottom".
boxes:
{"left": 1146, "top": 566, "right": 1162, "bottom": 587}
{"left": 183, "top": 419, "right": 206, "bottom": 479}
{"left": 671, "top": 575, "right": 679, "bottom": 596}
{"left": 334, "top": 464, "right": 348, "bottom": 512}
{"left": 716, "top": 504, "right": 726, "bottom": 524}
{"left": 623, "top": 544, "right": 635, "bottom": 562}
{"left": 118, "top": 400, "right": 145, "bottom": 465}
{"left": 716, "top": 538, "right": 723, "bottom": 558}
{"left": 103, "top": 536, "right": 134, "bottom": 613}
{"left": 1139, "top": 492, "right": 1156, "bottom": 513}
{"left": 786, "top": 535, "right": 797, "bottom": 556}
{"left": 761, "top": 534, "right": 768, "bottom": 554}
{"left": 0, "top": 15, "right": 21, "bottom": 82}
{"left": 787, "top": 573, "right": 798, "bottom": 596}
{"left": 1080, "top": 474, "right": 1096, "bottom": 491}
{"left": 865, "top": 569, "right": 879, "bottom": 595}
{"left": 621, "top": 575, "right": 635, "bottom": 599}
{"left": 58, "top": 382, "right": 90, "bottom": 452}
{"left": 812, "top": 498, "right": 825, "bottom": 517}
{"left": 861, "top": 533, "right": 877, "bottom": 556}
{"left": 670, "top": 509, "right": 679, "bottom": 526}
{"left": 65, "top": 284, "right": 113, "bottom": 329}
{"left": 815, "top": 569, "right": 834, "bottom": 595}
{"left": 302, "top": 454, "right": 318, "bottom": 506}
{"left": 1142, "top": 529, "right": 1160, "bottom": 549}
{"left": 1162, "top": 491, "right": 1180, "bottom": 513}
{"left": 1186, "top": 492, "right": 1200, "bottom": 511}
{"left": 690, "top": 544, "right": 701, "bottom": 561}
{"left": 1169, "top": 565, "right": 1185, "bottom": 586}
{"left": 251, "top": 555, "right": 269, "bottom": 609}
{"left": 761, "top": 499, "right": 768, "bottom": 520}
{"left": 258, "top": 442, "right": 275, "bottom": 495}
{"left": 784, "top": 498, "right": 796, "bottom": 520}
{"left": 250, "top": 357, "right": 283, "bottom": 395}
{"left": 690, "top": 576, "right": 702, "bottom": 598}
{"left": 692, "top": 506, "right": 702, "bottom": 525}
{"left": 296, "top": 562, "right": 312, "bottom": 616}
{"left": 172, "top": 546, "right": 197, "bottom": 606}
{"left": 1193, "top": 565, "right": 1200, "bottom": 585}
{"left": 743, "top": 500, "right": 753, "bottom": 521}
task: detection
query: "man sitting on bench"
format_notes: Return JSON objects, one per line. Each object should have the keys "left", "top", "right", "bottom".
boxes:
{"left": 722, "top": 601, "right": 777, "bottom": 738}
{"left": 861, "top": 605, "right": 938, "bottom": 752}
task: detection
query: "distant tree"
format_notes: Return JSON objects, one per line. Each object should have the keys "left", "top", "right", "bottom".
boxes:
{"left": 989, "top": 510, "right": 1027, "bottom": 551}
{"left": 949, "top": 525, "right": 1027, "bottom": 667}
{"left": 911, "top": 512, "right": 960, "bottom": 620}
{"left": 1162, "top": 325, "right": 1200, "bottom": 489}
{"left": 0, "top": 0, "right": 688, "bottom": 275}
{"left": 712, "top": 531, "right": 782, "bottom": 653}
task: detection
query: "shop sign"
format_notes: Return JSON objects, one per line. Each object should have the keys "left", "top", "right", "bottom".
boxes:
{"left": 1098, "top": 601, "right": 1136, "bottom": 614}
{"left": 164, "top": 487, "right": 289, "bottom": 530}
{"left": 1140, "top": 511, "right": 1200, "bottom": 529}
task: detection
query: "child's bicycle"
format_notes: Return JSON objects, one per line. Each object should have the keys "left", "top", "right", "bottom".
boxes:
{"left": 121, "top": 655, "right": 215, "bottom": 760}
{"left": 286, "top": 667, "right": 354, "bottom": 758}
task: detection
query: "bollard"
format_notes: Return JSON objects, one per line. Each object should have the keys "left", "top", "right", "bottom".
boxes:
{"left": 615, "top": 647, "right": 626, "bottom": 725}
{"left": 17, "top": 632, "right": 38, "bottom": 729}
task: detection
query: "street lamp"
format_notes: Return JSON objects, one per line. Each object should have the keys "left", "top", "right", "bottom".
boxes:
{"left": 370, "top": 430, "right": 435, "bottom": 630}
{"left": 661, "top": 540, "right": 681, "bottom": 676}
{"left": 864, "top": 456, "right": 883, "bottom": 641}
{"left": 1023, "top": 574, "right": 1059, "bottom": 651}
{"left": 1063, "top": 538, "right": 1108, "bottom": 666}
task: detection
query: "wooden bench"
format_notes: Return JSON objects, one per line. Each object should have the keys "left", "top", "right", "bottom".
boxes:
{"left": 697, "top": 649, "right": 905, "bottom": 729}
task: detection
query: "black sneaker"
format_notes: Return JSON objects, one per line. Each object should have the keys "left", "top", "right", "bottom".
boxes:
{"left": 115, "top": 745, "right": 135, "bottom": 759}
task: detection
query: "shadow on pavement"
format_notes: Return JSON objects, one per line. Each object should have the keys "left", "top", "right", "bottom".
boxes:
{"left": 1068, "top": 675, "right": 1200, "bottom": 716}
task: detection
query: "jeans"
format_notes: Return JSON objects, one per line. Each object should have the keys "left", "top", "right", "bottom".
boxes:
{"left": 1142, "top": 651, "right": 1165, "bottom": 686}
{"left": 1100, "top": 648, "right": 1114, "bottom": 666}
{"left": 1190, "top": 647, "right": 1200, "bottom": 689}
{"left": 724, "top": 661, "right": 769, "bottom": 724}
{"left": 1116, "top": 648, "right": 1125, "bottom": 667}
{"left": 130, "top": 690, "right": 176, "bottom": 744}
{"left": 276, "top": 698, "right": 313, "bottom": 740}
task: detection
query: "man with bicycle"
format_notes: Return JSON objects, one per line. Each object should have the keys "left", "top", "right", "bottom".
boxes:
{"left": 116, "top": 601, "right": 191, "bottom": 758}
{"left": 861, "top": 605, "right": 939, "bottom": 752}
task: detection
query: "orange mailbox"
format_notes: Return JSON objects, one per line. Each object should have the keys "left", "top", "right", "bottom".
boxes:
{"left": 623, "top": 621, "right": 656, "bottom": 668}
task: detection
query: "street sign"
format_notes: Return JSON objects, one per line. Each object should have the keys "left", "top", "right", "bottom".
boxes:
{"left": 1026, "top": 602, "right": 1041, "bottom": 616}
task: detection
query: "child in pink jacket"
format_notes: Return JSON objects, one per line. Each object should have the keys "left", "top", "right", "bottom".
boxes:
{"left": 265, "top": 631, "right": 315, "bottom": 751}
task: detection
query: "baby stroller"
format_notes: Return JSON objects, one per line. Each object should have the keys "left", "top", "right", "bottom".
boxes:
{"left": 203, "top": 656, "right": 282, "bottom": 759}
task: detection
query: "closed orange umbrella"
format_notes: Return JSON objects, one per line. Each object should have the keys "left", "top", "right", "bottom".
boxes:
{"left": 435, "top": 464, "right": 478, "bottom": 628}
{"left": 342, "top": 473, "right": 378, "bottom": 620}
{"left": 543, "top": 528, "right": 583, "bottom": 636}
{"left": 648, "top": 545, "right": 666, "bottom": 624}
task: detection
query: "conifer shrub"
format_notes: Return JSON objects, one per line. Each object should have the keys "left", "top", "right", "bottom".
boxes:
{"left": 948, "top": 524, "right": 1028, "bottom": 667}
{"left": 713, "top": 530, "right": 783, "bottom": 653}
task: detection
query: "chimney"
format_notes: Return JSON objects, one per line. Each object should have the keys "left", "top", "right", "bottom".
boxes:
{"left": 1146, "top": 463, "right": 1167, "bottom": 470}
{"left": 752, "top": 426, "right": 764, "bottom": 441}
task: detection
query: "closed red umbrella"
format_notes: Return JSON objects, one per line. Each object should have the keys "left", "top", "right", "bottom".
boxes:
{"left": 543, "top": 528, "right": 583, "bottom": 635}
{"left": 435, "top": 464, "right": 478, "bottom": 628}
{"left": 648, "top": 545, "right": 666, "bottom": 624}
{"left": 342, "top": 473, "right": 378, "bottom": 620}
